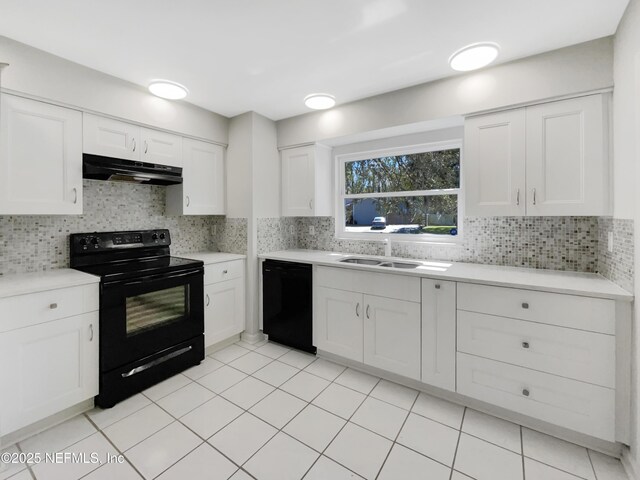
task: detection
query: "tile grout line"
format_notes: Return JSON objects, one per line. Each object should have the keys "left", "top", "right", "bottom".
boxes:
{"left": 448, "top": 407, "right": 467, "bottom": 480}
{"left": 586, "top": 449, "right": 599, "bottom": 480}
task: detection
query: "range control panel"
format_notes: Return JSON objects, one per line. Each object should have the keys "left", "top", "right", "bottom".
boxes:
{"left": 70, "top": 229, "right": 171, "bottom": 253}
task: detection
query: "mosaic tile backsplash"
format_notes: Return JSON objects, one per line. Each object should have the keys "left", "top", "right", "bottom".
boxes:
{"left": 257, "top": 217, "right": 299, "bottom": 254}
{"left": 0, "top": 180, "right": 217, "bottom": 276}
{"left": 293, "top": 216, "right": 600, "bottom": 272}
{"left": 211, "top": 217, "right": 248, "bottom": 255}
{"left": 597, "top": 217, "right": 634, "bottom": 292}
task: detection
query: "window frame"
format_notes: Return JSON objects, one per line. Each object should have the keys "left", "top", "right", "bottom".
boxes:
{"left": 335, "top": 140, "right": 464, "bottom": 243}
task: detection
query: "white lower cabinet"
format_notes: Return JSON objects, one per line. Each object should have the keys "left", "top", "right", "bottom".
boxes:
{"left": 457, "top": 353, "right": 616, "bottom": 441}
{"left": 364, "top": 295, "right": 421, "bottom": 379}
{"left": 315, "top": 286, "right": 363, "bottom": 362}
{"left": 1, "top": 311, "right": 98, "bottom": 434}
{"left": 203, "top": 260, "right": 245, "bottom": 348}
{"left": 421, "top": 279, "right": 456, "bottom": 391}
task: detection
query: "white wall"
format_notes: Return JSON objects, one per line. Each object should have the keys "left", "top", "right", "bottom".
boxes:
{"left": 614, "top": 0, "right": 640, "bottom": 474}
{"left": 253, "top": 114, "right": 281, "bottom": 218}
{"left": 277, "top": 37, "right": 613, "bottom": 148}
{"left": 226, "top": 113, "right": 254, "bottom": 218}
{"left": 0, "top": 35, "right": 228, "bottom": 144}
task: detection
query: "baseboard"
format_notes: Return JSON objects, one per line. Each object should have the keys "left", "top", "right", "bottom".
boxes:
{"left": 204, "top": 334, "right": 241, "bottom": 355}
{"left": 241, "top": 331, "right": 265, "bottom": 344}
{"left": 621, "top": 446, "right": 639, "bottom": 480}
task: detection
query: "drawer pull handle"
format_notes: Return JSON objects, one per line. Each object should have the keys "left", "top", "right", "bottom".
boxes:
{"left": 522, "top": 341, "right": 530, "bottom": 349}
{"left": 206, "top": 294, "right": 210, "bottom": 307}
{"left": 89, "top": 324, "right": 94, "bottom": 342}
{"left": 49, "top": 303, "right": 58, "bottom": 309}
{"left": 521, "top": 302, "right": 529, "bottom": 309}
{"left": 223, "top": 270, "right": 228, "bottom": 274}
{"left": 356, "top": 303, "right": 360, "bottom": 317}
{"left": 366, "top": 305, "right": 370, "bottom": 319}
{"left": 522, "top": 388, "right": 530, "bottom": 397}
{"left": 435, "top": 284, "right": 441, "bottom": 289}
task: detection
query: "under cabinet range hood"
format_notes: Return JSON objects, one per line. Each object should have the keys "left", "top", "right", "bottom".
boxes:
{"left": 83, "top": 154, "right": 183, "bottom": 185}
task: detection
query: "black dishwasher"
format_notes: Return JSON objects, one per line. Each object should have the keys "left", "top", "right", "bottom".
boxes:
{"left": 262, "top": 260, "right": 315, "bottom": 354}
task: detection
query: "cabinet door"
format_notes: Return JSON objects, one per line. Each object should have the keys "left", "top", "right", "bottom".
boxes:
{"left": 314, "top": 287, "right": 363, "bottom": 361}
{"left": 282, "top": 146, "right": 314, "bottom": 217}
{"left": 363, "top": 295, "right": 421, "bottom": 379}
{"left": 204, "top": 278, "right": 245, "bottom": 348}
{"left": 141, "top": 128, "right": 182, "bottom": 167}
{"left": 0, "top": 94, "right": 83, "bottom": 214}
{"left": 526, "top": 95, "right": 608, "bottom": 216}
{"left": 0, "top": 312, "right": 98, "bottom": 435}
{"left": 421, "top": 279, "right": 456, "bottom": 391}
{"left": 185, "top": 139, "right": 225, "bottom": 214}
{"left": 464, "top": 109, "right": 526, "bottom": 216}
{"left": 83, "top": 113, "right": 140, "bottom": 161}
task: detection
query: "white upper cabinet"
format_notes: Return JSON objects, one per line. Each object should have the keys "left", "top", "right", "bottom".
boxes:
{"left": 166, "top": 139, "right": 225, "bottom": 215}
{"left": 526, "top": 95, "right": 609, "bottom": 216}
{"left": 464, "top": 94, "right": 610, "bottom": 216}
{"left": 83, "top": 113, "right": 140, "bottom": 161}
{"left": 141, "top": 128, "right": 182, "bottom": 167}
{"left": 281, "top": 144, "right": 332, "bottom": 217}
{"left": 84, "top": 114, "right": 182, "bottom": 167}
{"left": 0, "top": 94, "right": 83, "bottom": 214}
{"left": 464, "top": 109, "right": 526, "bottom": 216}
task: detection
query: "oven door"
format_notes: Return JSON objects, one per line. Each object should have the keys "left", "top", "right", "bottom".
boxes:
{"left": 100, "top": 267, "right": 204, "bottom": 372}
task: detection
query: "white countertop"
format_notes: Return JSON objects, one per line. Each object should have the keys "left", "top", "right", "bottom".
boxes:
{"left": 0, "top": 269, "right": 100, "bottom": 299}
{"left": 259, "top": 249, "right": 633, "bottom": 301}
{"left": 176, "top": 251, "right": 246, "bottom": 265}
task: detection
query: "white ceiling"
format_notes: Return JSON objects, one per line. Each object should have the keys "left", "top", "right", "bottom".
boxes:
{"left": 0, "top": 0, "right": 629, "bottom": 120}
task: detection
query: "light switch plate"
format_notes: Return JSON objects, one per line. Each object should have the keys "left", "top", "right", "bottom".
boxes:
{"left": 309, "top": 225, "right": 315, "bottom": 236}
{"left": 608, "top": 231, "right": 613, "bottom": 252}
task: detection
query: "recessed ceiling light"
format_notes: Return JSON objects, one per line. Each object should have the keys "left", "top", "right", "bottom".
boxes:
{"left": 304, "top": 93, "right": 336, "bottom": 110}
{"left": 448, "top": 43, "right": 500, "bottom": 72}
{"left": 148, "top": 80, "right": 189, "bottom": 100}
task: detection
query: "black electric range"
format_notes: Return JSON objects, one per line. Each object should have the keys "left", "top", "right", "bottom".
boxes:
{"left": 70, "top": 229, "right": 205, "bottom": 408}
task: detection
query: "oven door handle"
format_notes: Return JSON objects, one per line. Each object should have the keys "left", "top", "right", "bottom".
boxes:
{"left": 121, "top": 345, "right": 193, "bottom": 378}
{"left": 104, "top": 268, "right": 203, "bottom": 287}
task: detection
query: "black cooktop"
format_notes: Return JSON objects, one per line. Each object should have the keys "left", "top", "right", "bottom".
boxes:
{"left": 69, "top": 229, "right": 203, "bottom": 282}
{"left": 73, "top": 255, "right": 203, "bottom": 283}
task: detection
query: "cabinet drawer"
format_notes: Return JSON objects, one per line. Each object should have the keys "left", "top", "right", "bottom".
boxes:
{"left": 457, "top": 283, "right": 615, "bottom": 334}
{"left": 0, "top": 284, "right": 99, "bottom": 333}
{"left": 457, "top": 311, "right": 615, "bottom": 388}
{"left": 316, "top": 266, "right": 420, "bottom": 302}
{"left": 204, "top": 260, "right": 244, "bottom": 285}
{"left": 457, "top": 353, "right": 615, "bottom": 441}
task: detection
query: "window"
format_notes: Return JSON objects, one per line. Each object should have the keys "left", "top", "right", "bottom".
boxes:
{"left": 337, "top": 142, "right": 462, "bottom": 240}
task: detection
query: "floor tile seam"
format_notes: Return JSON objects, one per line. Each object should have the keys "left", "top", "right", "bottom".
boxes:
{"left": 448, "top": 407, "right": 466, "bottom": 480}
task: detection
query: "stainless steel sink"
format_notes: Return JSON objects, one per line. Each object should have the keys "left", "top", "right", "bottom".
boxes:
{"left": 339, "top": 257, "right": 384, "bottom": 265}
{"left": 379, "top": 261, "right": 421, "bottom": 269}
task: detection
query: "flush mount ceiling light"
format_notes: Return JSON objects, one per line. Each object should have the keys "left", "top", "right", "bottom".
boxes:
{"left": 448, "top": 42, "right": 500, "bottom": 72}
{"left": 148, "top": 80, "right": 189, "bottom": 100}
{"left": 304, "top": 93, "right": 336, "bottom": 110}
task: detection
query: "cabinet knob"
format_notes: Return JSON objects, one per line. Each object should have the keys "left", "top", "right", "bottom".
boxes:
{"left": 49, "top": 303, "right": 58, "bottom": 309}
{"left": 435, "top": 284, "right": 441, "bottom": 289}
{"left": 522, "top": 341, "right": 530, "bottom": 349}
{"left": 521, "top": 302, "right": 529, "bottom": 309}
{"left": 223, "top": 270, "right": 228, "bottom": 274}
{"left": 522, "top": 388, "right": 530, "bottom": 397}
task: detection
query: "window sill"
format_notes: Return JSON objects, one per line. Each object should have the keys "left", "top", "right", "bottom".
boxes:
{"left": 335, "top": 232, "right": 463, "bottom": 246}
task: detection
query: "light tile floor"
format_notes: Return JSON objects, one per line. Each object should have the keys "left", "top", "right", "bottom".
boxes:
{"left": 1, "top": 340, "right": 630, "bottom": 480}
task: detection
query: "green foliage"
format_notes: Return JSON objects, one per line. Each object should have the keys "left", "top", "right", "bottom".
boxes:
{"left": 344, "top": 149, "right": 460, "bottom": 226}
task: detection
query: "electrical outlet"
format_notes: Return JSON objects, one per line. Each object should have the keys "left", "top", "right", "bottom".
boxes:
{"left": 608, "top": 231, "right": 614, "bottom": 252}
{"left": 309, "top": 225, "right": 315, "bottom": 236}
{"left": 212, "top": 224, "right": 217, "bottom": 235}
{"left": 289, "top": 225, "right": 294, "bottom": 235}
